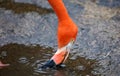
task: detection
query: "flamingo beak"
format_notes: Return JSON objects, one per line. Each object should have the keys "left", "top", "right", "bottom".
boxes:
{"left": 40, "top": 40, "right": 74, "bottom": 69}
{"left": 51, "top": 40, "right": 74, "bottom": 65}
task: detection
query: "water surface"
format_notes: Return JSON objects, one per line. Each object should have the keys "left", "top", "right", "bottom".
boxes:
{"left": 0, "top": 43, "right": 97, "bottom": 76}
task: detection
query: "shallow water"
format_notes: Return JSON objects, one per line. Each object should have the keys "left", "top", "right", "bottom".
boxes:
{"left": 0, "top": 43, "right": 97, "bottom": 76}
{"left": 0, "top": 0, "right": 120, "bottom": 76}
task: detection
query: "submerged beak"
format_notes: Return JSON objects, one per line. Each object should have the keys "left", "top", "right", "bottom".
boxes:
{"left": 51, "top": 40, "right": 74, "bottom": 65}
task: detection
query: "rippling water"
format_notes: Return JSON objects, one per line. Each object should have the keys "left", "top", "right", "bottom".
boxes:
{"left": 0, "top": 43, "right": 97, "bottom": 76}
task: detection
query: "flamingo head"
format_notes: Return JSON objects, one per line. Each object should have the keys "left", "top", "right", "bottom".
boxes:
{"left": 51, "top": 39, "right": 74, "bottom": 66}
{"left": 40, "top": 39, "right": 75, "bottom": 69}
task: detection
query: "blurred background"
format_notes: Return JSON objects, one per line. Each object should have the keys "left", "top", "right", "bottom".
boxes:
{"left": 0, "top": 0, "right": 120, "bottom": 76}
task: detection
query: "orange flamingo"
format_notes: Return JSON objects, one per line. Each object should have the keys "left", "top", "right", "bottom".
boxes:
{"left": 41, "top": 0, "right": 78, "bottom": 68}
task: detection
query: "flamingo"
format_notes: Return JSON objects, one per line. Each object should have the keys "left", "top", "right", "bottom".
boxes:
{"left": 41, "top": 0, "right": 78, "bottom": 69}
{"left": 0, "top": 61, "right": 9, "bottom": 69}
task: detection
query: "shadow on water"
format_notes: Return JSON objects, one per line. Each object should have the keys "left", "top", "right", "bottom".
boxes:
{"left": 0, "top": 43, "right": 98, "bottom": 76}
{"left": 0, "top": 0, "right": 54, "bottom": 14}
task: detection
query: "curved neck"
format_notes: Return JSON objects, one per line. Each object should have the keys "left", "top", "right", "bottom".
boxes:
{"left": 48, "top": 0, "right": 70, "bottom": 21}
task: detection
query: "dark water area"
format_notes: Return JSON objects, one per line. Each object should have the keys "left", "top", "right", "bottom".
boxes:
{"left": 0, "top": 43, "right": 97, "bottom": 76}
{"left": 0, "top": 0, "right": 54, "bottom": 14}
{"left": 0, "top": 0, "right": 120, "bottom": 76}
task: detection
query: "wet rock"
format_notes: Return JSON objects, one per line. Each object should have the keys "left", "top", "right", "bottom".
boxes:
{"left": 76, "top": 65, "right": 85, "bottom": 71}
{"left": 0, "top": 51, "right": 7, "bottom": 58}
{"left": 0, "top": 8, "right": 57, "bottom": 46}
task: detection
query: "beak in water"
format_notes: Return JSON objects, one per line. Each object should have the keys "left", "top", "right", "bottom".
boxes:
{"left": 41, "top": 40, "right": 74, "bottom": 69}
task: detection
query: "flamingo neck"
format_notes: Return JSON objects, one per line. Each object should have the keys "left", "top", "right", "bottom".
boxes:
{"left": 48, "top": 0, "right": 70, "bottom": 21}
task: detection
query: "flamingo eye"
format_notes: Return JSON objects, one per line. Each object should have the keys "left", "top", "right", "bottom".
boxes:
{"left": 71, "top": 39, "right": 75, "bottom": 44}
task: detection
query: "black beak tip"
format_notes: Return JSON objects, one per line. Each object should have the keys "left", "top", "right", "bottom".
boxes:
{"left": 39, "top": 60, "right": 66, "bottom": 70}
{"left": 40, "top": 60, "right": 56, "bottom": 69}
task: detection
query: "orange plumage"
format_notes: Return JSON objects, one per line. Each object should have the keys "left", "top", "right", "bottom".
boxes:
{"left": 48, "top": 0, "right": 78, "bottom": 48}
{"left": 58, "top": 19, "right": 78, "bottom": 48}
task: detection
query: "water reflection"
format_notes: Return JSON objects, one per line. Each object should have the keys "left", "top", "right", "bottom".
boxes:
{"left": 18, "top": 57, "right": 29, "bottom": 64}
{"left": 54, "top": 70, "right": 66, "bottom": 76}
